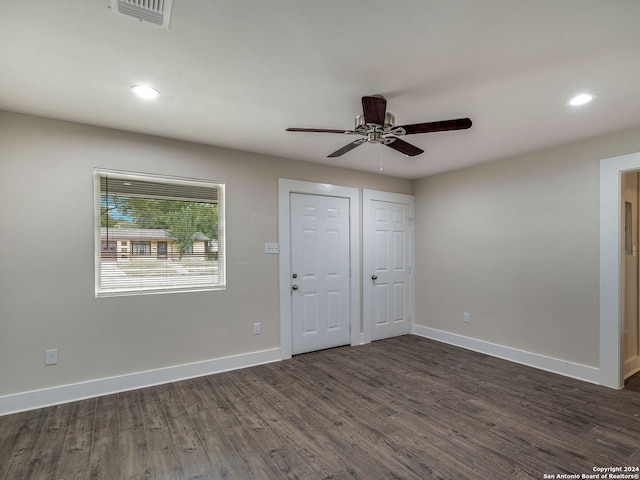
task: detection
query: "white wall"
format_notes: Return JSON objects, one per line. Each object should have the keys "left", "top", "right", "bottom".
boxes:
{"left": 414, "top": 125, "right": 640, "bottom": 379}
{"left": 0, "top": 110, "right": 411, "bottom": 408}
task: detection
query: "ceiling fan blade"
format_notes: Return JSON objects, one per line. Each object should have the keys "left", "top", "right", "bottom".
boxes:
{"left": 397, "top": 118, "right": 472, "bottom": 135}
{"left": 361, "top": 95, "right": 387, "bottom": 125}
{"left": 328, "top": 139, "right": 365, "bottom": 157}
{"left": 286, "top": 127, "right": 352, "bottom": 134}
{"left": 385, "top": 137, "right": 424, "bottom": 157}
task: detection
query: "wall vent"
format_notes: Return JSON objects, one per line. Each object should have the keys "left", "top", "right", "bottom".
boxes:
{"left": 111, "top": 0, "right": 173, "bottom": 28}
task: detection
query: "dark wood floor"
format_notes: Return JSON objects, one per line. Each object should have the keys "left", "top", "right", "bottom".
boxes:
{"left": 1, "top": 336, "right": 639, "bottom": 480}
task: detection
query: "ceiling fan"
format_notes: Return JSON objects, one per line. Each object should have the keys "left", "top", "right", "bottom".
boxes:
{"left": 286, "top": 95, "right": 472, "bottom": 158}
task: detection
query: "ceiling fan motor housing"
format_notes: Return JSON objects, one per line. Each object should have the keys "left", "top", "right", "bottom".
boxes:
{"left": 356, "top": 112, "right": 398, "bottom": 144}
{"left": 355, "top": 112, "right": 395, "bottom": 130}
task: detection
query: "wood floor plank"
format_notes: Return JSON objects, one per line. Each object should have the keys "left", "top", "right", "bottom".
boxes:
{"left": 218, "top": 373, "right": 319, "bottom": 480}
{"left": 0, "top": 409, "right": 27, "bottom": 454}
{"left": 627, "top": 372, "right": 640, "bottom": 392}
{"left": 242, "top": 364, "right": 424, "bottom": 480}
{"left": 587, "top": 425, "right": 638, "bottom": 457}
{"left": 223, "top": 368, "right": 352, "bottom": 479}
{"left": 0, "top": 409, "right": 48, "bottom": 480}
{"left": 20, "top": 403, "right": 72, "bottom": 480}
{"left": 474, "top": 396, "right": 635, "bottom": 467}
{"left": 1, "top": 336, "right": 639, "bottom": 479}
{"left": 258, "top": 360, "right": 402, "bottom": 446}
{"left": 305, "top": 347, "right": 518, "bottom": 474}
{"left": 117, "top": 390, "right": 151, "bottom": 480}
{"left": 88, "top": 394, "right": 121, "bottom": 480}
{"left": 53, "top": 399, "right": 96, "bottom": 480}
{"left": 212, "top": 372, "right": 320, "bottom": 479}
{"left": 137, "top": 387, "right": 184, "bottom": 480}
{"left": 309, "top": 351, "right": 492, "bottom": 436}
{"left": 386, "top": 426, "right": 507, "bottom": 480}
{"left": 157, "top": 382, "right": 216, "bottom": 480}
{"left": 184, "top": 377, "right": 255, "bottom": 479}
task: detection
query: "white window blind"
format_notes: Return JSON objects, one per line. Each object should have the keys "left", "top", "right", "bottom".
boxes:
{"left": 94, "top": 169, "right": 225, "bottom": 296}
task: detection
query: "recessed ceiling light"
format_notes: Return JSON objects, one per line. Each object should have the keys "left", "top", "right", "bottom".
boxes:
{"left": 568, "top": 93, "right": 595, "bottom": 106}
{"left": 131, "top": 84, "right": 160, "bottom": 100}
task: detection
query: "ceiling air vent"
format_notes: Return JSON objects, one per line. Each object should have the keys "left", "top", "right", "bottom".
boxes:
{"left": 111, "top": 0, "right": 173, "bottom": 28}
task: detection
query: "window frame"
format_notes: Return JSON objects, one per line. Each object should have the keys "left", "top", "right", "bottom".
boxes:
{"left": 94, "top": 168, "right": 225, "bottom": 297}
{"left": 132, "top": 241, "right": 151, "bottom": 256}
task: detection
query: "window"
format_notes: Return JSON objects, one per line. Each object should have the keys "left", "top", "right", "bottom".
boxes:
{"left": 132, "top": 241, "right": 151, "bottom": 255}
{"left": 101, "top": 241, "right": 117, "bottom": 260}
{"left": 95, "top": 169, "right": 225, "bottom": 296}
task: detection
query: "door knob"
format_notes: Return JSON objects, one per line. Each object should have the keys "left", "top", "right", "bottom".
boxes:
{"left": 292, "top": 284, "right": 299, "bottom": 290}
{"left": 371, "top": 275, "right": 378, "bottom": 280}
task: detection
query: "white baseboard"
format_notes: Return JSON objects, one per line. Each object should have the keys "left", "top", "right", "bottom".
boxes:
{"left": 624, "top": 355, "right": 640, "bottom": 379}
{"left": 413, "top": 325, "right": 600, "bottom": 385}
{"left": 0, "top": 347, "right": 282, "bottom": 416}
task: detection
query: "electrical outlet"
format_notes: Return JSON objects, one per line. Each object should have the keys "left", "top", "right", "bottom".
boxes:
{"left": 253, "top": 322, "right": 261, "bottom": 335}
{"left": 463, "top": 313, "right": 470, "bottom": 324}
{"left": 45, "top": 349, "right": 58, "bottom": 365}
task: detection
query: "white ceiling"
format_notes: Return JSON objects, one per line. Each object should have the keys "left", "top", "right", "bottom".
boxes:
{"left": 2, "top": 1, "right": 640, "bottom": 179}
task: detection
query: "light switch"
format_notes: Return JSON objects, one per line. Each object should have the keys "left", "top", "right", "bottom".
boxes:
{"left": 45, "top": 349, "right": 58, "bottom": 365}
{"left": 265, "top": 242, "right": 279, "bottom": 254}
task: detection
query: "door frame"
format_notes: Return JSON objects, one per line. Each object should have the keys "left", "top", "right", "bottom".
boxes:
{"left": 600, "top": 151, "right": 640, "bottom": 389}
{"left": 362, "top": 189, "right": 415, "bottom": 344}
{"left": 622, "top": 172, "right": 640, "bottom": 380}
{"left": 278, "top": 178, "right": 361, "bottom": 359}
{"left": 157, "top": 241, "right": 168, "bottom": 259}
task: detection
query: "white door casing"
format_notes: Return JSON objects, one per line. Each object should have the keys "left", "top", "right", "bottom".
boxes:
{"left": 290, "top": 194, "right": 350, "bottom": 354}
{"left": 279, "top": 179, "right": 361, "bottom": 359}
{"left": 600, "top": 151, "right": 640, "bottom": 389}
{"left": 363, "top": 189, "right": 414, "bottom": 342}
{"left": 623, "top": 172, "right": 640, "bottom": 379}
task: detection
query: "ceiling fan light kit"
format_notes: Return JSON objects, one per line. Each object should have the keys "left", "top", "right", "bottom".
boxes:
{"left": 286, "top": 95, "right": 472, "bottom": 158}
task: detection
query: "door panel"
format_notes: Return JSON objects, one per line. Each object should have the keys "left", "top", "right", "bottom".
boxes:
{"left": 291, "top": 193, "right": 350, "bottom": 354}
{"left": 368, "top": 198, "right": 412, "bottom": 341}
{"left": 393, "top": 283, "right": 405, "bottom": 321}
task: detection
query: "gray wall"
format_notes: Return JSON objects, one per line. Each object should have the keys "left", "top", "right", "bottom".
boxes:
{"left": 0, "top": 110, "right": 411, "bottom": 397}
{"left": 414, "top": 125, "right": 640, "bottom": 368}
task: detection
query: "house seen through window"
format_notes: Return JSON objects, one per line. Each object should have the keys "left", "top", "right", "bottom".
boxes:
{"left": 95, "top": 169, "right": 225, "bottom": 296}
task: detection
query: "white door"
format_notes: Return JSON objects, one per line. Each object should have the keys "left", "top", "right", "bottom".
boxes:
{"left": 364, "top": 192, "right": 413, "bottom": 341}
{"left": 290, "top": 193, "right": 351, "bottom": 354}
